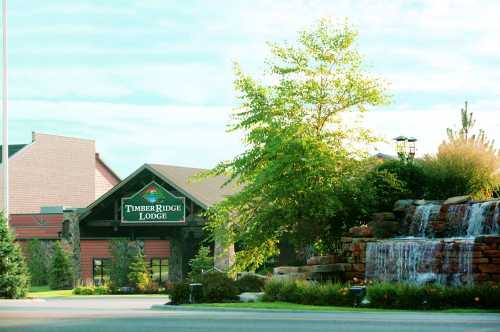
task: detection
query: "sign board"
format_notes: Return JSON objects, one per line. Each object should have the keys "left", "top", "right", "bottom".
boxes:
{"left": 121, "top": 181, "right": 186, "bottom": 224}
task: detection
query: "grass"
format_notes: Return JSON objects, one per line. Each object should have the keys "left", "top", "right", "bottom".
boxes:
{"left": 27, "top": 285, "right": 73, "bottom": 298}
{"left": 183, "top": 301, "right": 500, "bottom": 313}
{"left": 27, "top": 285, "right": 168, "bottom": 298}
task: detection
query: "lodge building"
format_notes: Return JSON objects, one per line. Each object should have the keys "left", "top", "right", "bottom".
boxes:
{"left": 3, "top": 133, "right": 238, "bottom": 285}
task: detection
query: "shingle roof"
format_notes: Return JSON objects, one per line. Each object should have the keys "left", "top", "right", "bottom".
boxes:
{"left": 148, "top": 164, "right": 240, "bottom": 208}
{"left": 0, "top": 144, "right": 28, "bottom": 163}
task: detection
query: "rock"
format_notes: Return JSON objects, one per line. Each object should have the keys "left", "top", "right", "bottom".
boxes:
{"left": 443, "top": 195, "right": 471, "bottom": 205}
{"left": 371, "top": 212, "right": 396, "bottom": 222}
{"left": 414, "top": 199, "right": 426, "bottom": 205}
{"left": 393, "top": 199, "right": 414, "bottom": 212}
{"left": 238, "top": 292, "right": 264, "bottom": 303}
{"left": 306, "top": 255, "right": 337, "bottom": 266}
{"left": 273, "top": 266, "right": 299, "bottom": 274}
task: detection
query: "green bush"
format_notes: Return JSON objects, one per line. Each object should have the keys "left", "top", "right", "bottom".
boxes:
{"left": 235, "top": 274, "right": 266, "bottom": 293}
{"left": 198, "top": 272, "right": 239, "bottom": 303}
{"left": 49, "top": 241, "right": 73, "bottom": 290}
{"left": 73, "top": 285, "right": 111, "bottom": 295}
{"left": 0, "top": 215, "right": 30, "bottom": 299}
{"left": 169, "top": 282, "right": 190, "bottom": 304}
{"left": 262, "top": 279, "right": 354, "bottom": 307}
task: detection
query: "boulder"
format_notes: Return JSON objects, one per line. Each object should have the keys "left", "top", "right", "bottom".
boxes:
{"left": 443, "top": 195, "right": 471, "bottom": 205}
{"left": 238, "top": 292, "right": 264, "bottom": 302}
{"left": 393, "top": 199, "right": 414, "bottom": 212}
{"left": 273, "top": 266, "right": 299, "bottom": 274}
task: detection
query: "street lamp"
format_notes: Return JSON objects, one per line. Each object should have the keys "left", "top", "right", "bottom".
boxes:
{"left": 393, "top": 136, "right": 417, "bottom": 163}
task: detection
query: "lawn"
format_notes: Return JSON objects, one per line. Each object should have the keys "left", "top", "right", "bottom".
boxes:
{"left": 28, "top": 286, "right": 73, "bottom": 298}
{"left": 184, "top": 301, "right": 500, "bottom": 313}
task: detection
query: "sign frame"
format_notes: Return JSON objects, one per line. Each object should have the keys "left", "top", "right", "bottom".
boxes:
{"left": 120, "top": 181, "right": 186, "bottom": 225}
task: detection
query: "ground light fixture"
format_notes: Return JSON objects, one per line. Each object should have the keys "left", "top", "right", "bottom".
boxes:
{"left": 394, "top": 136, "right": 417, "bottom": 163}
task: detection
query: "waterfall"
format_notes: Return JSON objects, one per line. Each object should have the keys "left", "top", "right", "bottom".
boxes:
{"left": 365, "top": 239, "right": 440, "bottom": 284}
{"left": 465, "top": 200, "right": 498, "bottom": 236}
{"left": 410, "top": 204, "right": 440, "bottom": 237}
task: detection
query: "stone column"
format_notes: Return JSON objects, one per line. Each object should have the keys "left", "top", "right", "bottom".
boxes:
{"left": 168, "top": 236, "right": 183, "bottom": 282}
{"left": 214, "top": 237, "right": 235, "bottom": 274}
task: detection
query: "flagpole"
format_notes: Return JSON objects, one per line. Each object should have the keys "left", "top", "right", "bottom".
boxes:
{"left": 2, "top": 0, "right": 8, "bottom": 223}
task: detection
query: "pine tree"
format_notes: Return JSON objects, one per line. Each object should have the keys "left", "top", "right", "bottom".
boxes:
{"left": 27, "top": 239, "right": 49, "bottom": 286}
{"left": 0, "top": 213, "right": 30, "bottom": 298}
{"left": 48, "top": 241, "right": 73, "bottom": 290}
{"left": 127, "top": 249, "right": 152, "bottom": 293}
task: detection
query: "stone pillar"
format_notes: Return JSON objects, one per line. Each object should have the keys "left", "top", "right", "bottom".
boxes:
{"left": 169, "top": 236, "right": 183, "bottom": 282}
{"left": 214, "top": 237, "right": 235, "bottom": 274}
{"left": 64, "top": 210, "right": 81, "bottom": 283}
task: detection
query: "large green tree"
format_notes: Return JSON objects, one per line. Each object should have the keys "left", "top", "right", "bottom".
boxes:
{"left": 205, "top": 19, "right": 389, "bottom": 271}
{"left": 0, "top": 214, "right": 30, "bottom": 298}
{"left": 48, "top": 241, "right": 74, "bottom": 290}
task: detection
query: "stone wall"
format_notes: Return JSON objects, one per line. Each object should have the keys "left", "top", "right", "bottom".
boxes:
{"left": 339, "top": 235, "right": 500, "bottom": 284}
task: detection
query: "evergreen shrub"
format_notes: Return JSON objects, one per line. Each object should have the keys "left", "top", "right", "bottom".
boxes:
{"left": 127, "top": 250, "right": 153, "bottom": 293}
{"left": 26, "top": 239, "right": 49, "bottom": 286}
{"left": 48, "top": 241, "right": 74, "bottom": 290}
{"left": 0, "top": 214, "right": 30, "bottom": 298}
{"left": 198, "top": 272, "right": 239, "bottom": 303}
{"left": 169, "top": 282, "right": 190, "bottom": 304}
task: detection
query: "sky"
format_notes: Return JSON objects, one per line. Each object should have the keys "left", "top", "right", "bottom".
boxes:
{"left": 5, "top": 0, "right": 500, "bottom": 177}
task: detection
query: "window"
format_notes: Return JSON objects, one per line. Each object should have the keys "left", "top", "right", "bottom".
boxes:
{"left": 150, "top": 258, "right": 168, "bottom": 284}
{"left": 93, "top": 258, "right": 111, "bottom": 285}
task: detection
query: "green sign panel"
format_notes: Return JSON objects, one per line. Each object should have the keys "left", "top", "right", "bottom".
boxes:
{"left": 121, "top": 181, "right": 186, "bottom": 224}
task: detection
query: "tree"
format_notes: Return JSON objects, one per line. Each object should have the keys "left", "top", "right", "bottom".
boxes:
{"left": 127, "top": 249, "right": 152, "bottom": 293}
{"left": 109, "top": 239, "right": 131, "bottom": 288}
{"left": 204, "top": 19, "right": 389, "bottom": 271}
{"left": 0, "top": 214, "right": 30, "bottom": 298}
{"left": 49, "top": 241, "right": 73, "bottom": 290}
{"left": 424, "top": 102, "right": 500, "bottom": 199}
{"left": 188, "top": 246, "right": 213, "bottom": 281}
{"left": 26, "top": 239, "right": 49, "bottom": 286}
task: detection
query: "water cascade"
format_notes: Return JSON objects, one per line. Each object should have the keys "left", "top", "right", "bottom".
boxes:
{"left": 365, "top": 200, "right": 500, "bottom": 285}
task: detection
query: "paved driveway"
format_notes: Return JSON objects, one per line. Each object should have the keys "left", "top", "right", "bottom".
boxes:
{"left": 1, "top": 297, "right": 499, "bottom": 332}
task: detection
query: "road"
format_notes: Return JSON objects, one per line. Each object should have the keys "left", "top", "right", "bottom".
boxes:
{"left": 1, "top": 297, "right": 500, "bottom": 332}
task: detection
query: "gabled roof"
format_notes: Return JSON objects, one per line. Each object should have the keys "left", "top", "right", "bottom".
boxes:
{"left": 83, "top": 163, "right": 240, "bottom": 213}
{"left": 0, "top": 144, "right": 28, "bottom": 163}
{"left": 148, "top": 164, "right": 240, "bottom": 208}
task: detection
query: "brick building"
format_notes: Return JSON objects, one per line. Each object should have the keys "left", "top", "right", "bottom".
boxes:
{"left": 5, "top": 133, "right": 237, "bottom": 285}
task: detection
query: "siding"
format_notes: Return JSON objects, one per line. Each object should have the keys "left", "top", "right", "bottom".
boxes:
{"left": 80, "top": 240, "right": 112, "bottom": 281}
{"left": 80, "top": 239, "right": 171, "bottom": 281}
{"left": 95, "top": 157, "right": 120, "bottom": 200}
{"left": 144, "top": 240, "right": 170, "bottom": 258}
{"left": 10, "top": 213, "right": 64, "bottom": 239}
{"left": 0, "top": 133, "right": 96, "bottom": 214}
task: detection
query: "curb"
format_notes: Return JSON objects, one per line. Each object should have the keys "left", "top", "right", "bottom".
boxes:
{"left": 0, "top": 298, "right": 46, "bottom": 304}
{"left": 150, "top": 304, "right": 370, "bottom": 314}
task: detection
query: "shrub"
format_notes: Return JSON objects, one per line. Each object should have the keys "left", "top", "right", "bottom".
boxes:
{"left": 169, "top": 282, "right": 190, "bottom": 304}
{"left": 235, "top": 274, "right": 266, "bottom": 293}
{"left": 0, "top": 215, "right": 30, "bottom": 299}
{"left": 422, "top": 106, "right": 500, "bottom": 200}
{"left": 366, "top": 282, "right": 398, "bottom": 308}
{"left": 262, "top": 279, "right": 355, "bottom": 307}
{"left": 198, "top": 272, "right": 239, "bottom": 303}
{"left": 127, "top": 250, "right": 153, "bottom": 293}
{"left": 49, "top": 241, "right": 73, "bottom": 290}
{"left": 188, "top": 246, "right": 213, "bottom": 281}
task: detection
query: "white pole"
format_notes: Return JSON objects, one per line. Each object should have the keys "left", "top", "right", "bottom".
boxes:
{"left": 2, "top": 0, "right": 8, "bottom": 222}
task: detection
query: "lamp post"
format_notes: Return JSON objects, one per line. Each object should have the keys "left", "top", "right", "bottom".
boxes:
{"left": 393, "top": 136, "right": 417, "bottom": 163}
{"left": 2, "top": 0, "right": 8, "bottom": 222}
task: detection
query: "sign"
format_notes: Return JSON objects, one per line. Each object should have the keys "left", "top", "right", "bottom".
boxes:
{"left": 121, "top": 181, "right": 185, "bottom": 224}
